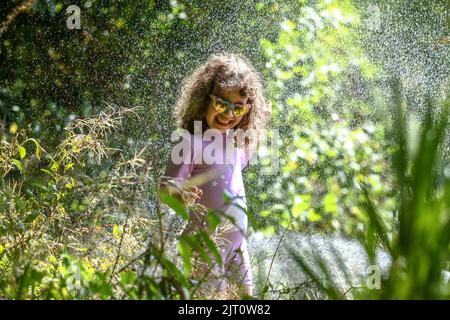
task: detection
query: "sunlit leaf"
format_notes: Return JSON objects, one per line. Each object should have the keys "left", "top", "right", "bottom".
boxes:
{"left": 18, "top": 146, "right": 26, "bottom": 159}
{"left": 158, "top": 192, "right": 188, "bottom": 220}
{"left": 11, "top": 159, "right": 24, "bottom": 173}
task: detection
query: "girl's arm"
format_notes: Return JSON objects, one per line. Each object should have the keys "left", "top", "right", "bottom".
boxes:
{"left": 159, "top": 134, "right": 200, "bottom": 206}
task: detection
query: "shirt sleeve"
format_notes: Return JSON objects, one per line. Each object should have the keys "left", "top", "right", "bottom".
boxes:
{"left": 163, "top": 133, "right": 195, "bottom": 186}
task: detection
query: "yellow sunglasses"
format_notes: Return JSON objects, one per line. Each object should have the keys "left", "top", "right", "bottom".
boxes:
{"left": 209, "top": 94, "right": 251, "bottom": 117}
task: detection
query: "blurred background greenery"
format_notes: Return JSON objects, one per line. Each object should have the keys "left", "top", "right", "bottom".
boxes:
{"left": 0, "top": 0, "right": 449, "bottom": 299}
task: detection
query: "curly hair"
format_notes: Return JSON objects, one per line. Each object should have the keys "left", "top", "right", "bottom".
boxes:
{"left": 173, "top": 53, "right": 271, "bottom": 148}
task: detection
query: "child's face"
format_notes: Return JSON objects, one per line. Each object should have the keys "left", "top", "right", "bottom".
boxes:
{"left": 205, "top": 88, "right": 249, "bottom": 133}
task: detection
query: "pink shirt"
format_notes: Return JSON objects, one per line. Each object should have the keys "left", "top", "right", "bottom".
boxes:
{"left": 164, "top": 131, "right": 249, "bottom": 232}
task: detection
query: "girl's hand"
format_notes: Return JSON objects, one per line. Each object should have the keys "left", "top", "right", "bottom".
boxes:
{"left": 187, "top": 185, "right": 203, "bottom": 203}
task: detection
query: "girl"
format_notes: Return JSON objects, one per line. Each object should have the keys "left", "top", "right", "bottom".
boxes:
{"left": 160, "top": 53, "right": 271, "bottom": 297}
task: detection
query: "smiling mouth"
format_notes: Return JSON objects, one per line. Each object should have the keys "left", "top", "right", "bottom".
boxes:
{"left": 215, "top": 117, "right": 233, "bottom": 126}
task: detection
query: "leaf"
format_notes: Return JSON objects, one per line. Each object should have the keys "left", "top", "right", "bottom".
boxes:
{"left": 183, "top": 233, "right": 213, "bottom": 267}
{"left": 40, "top": 169, "right": 55, "bottom": 179}
{"left": 18, "top": 146, "right": 26, "bottom": 159}
{"left": 89, "top": 273, "right": 113, "bottom": 299}
{"left": 65, "top": 177, "right": 75, "bottom": 190}
{"left": 119, "top": 271, "right": 137, "bottom": 286}
{"left": 291, "top": 195, "right": 310, "bottom": 217}
{"left": 206, "top": 210, "right": 221, "bottom": 232}
{"left": 70, "top": 200, "right": 79, "bottom": 211}
{"left": 24, "top": 212, "right": 38, "bottom": 223}
{"left": 64, "top": 162, "right": 74, "bottom": 172}
{"left": 112, "top": 225, "right": 120, "bottom": 238}
{"left": 198, "top": 231, "right": 222, "bottom": 267}
{"left": 158, "top": 192, "right": 188, "bottom": 220}
{"left": 306, "top": 209, "right": 321, "bottom": 222}
{"left": 362, "top": 187, "right": 391, "bottom": 255}
{"left": 155, "top": 251, "right": 189, "bottom": 288}
{"left": 15, "top": 197, "right": 27, "bottom": 211}
{"left": 322, "top": 192, "right": 338, "bottom": 214}
{"left": 177, "top": 235, "right": 192, "bottom": 276}
{"left": 289, "top": 246, "right": 342, "bottom": 300}
{"left": 11, "top": 159, "right": 24, "bottom": 173}
{"left": 24, "top": 138, "right": 43, "bottom": 160}
{"left": 223, "top": 189, "right": 233, "bottom": 204}
{"left": 50, "top": 160, "right": 59, "bottom": 171}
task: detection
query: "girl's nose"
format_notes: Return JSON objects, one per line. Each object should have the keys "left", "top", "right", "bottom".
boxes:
{"left": 223, "top": 109, "right": 235, "bottom": 119}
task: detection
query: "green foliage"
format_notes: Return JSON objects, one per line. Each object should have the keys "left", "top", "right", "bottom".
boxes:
{"left": 246, "top": 0, "right": 394, "bottom": 237}
{"left": 0, "top": 107, "right": 221, "bottom": 299}
{"left": 1, "top": 0, "right": 449, "bottom": 300}
{"left": 253, "top": 119, "right": 394, "bottom": 236}
{"left": 291, "top": 92, "right": 450, "bottom": 299}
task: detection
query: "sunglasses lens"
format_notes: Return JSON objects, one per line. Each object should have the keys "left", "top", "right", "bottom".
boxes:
{"left": 233, "top": 105, "right": 248, "bottom": 117}
{"left": 215, "top": 101, "right": 228, "bottom": 113}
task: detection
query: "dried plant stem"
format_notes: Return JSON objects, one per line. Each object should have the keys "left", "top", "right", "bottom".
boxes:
{"left": 0, "top": 0, "right": 34, "bottom": 37}
{"left": 109, "top": 208, "right": 131, "bottom": 284}
{"left": 262, "top": 223, "right": 291, "bottom": 299}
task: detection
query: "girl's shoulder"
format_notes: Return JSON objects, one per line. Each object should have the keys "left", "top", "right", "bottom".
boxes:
{"left": 237, "top": 145, "right": 250, "bottom": 169}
